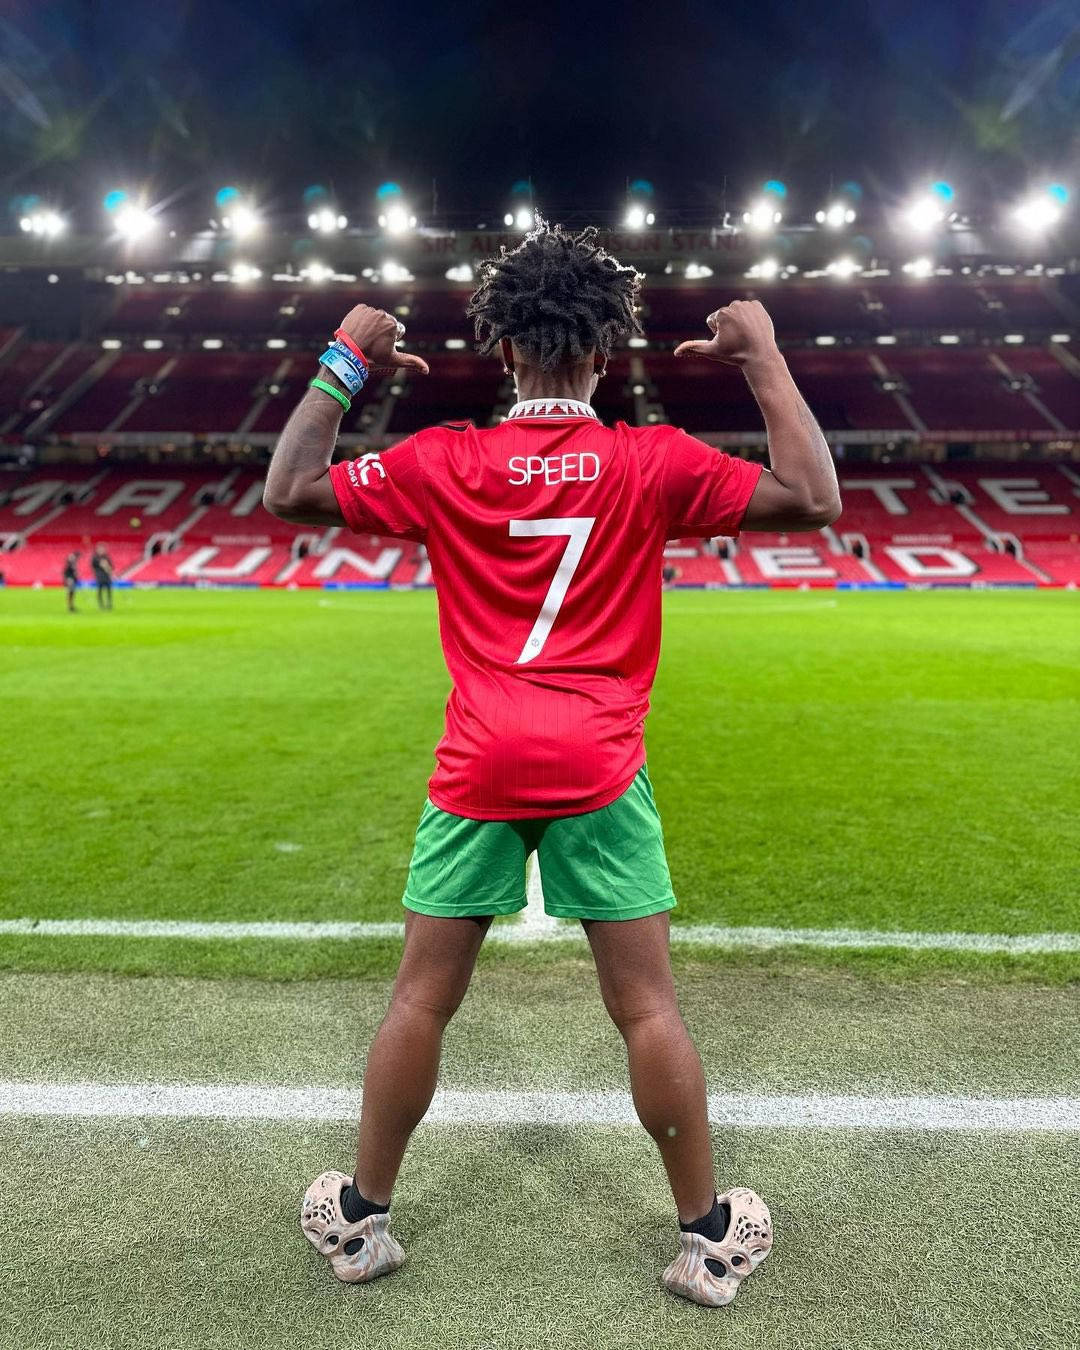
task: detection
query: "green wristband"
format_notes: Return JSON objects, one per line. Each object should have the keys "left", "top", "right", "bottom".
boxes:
{"left": 309, "top": 377, "right": 351, "bottom": 413}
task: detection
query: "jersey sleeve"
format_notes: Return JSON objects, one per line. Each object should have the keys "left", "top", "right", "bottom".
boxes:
{"left": 329, "top": 437, "right": 429, "bottom": 541}
{"left": 660, "top": 428, "right": 764, "bottom": 539}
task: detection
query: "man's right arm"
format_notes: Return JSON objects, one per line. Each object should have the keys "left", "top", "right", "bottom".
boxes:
{"left": 674, "top": 301, "right": 842, "bottom": 531}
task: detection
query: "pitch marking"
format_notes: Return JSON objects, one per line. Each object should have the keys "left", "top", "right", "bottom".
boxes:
{"left": 0, "top": 917, "right": 1077, "bottom": 955}
{"left": 0, "top": 1080, "right": 1076, "bottom": 1131}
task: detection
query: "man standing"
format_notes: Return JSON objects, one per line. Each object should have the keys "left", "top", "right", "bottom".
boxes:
{"left": 62, "top": 551, "right": 80, "bottom": 612}
{"left": 91, "top": 545, "right": 114, "bottom": 610}
{"left": 264, "top": 221, "right": 840, "bottom": 1308}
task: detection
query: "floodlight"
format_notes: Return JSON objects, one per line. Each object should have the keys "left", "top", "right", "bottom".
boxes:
{"left": 304, "top": 262, "right": 332, "bottom": 284}
{"left": 902, "top": 257, "right": 934, "bottom": 278}
{"left": 749, "top": 258, "right": 780, "bottom": 280}
{"left": 379, "top": 204, "right": 416, "bottom": 234}
{"left": 223, "top": 204, "right": 260, "bottom": 239}
{"left": 743, "top": 199, "right": 782, "bottom": 232}
{"left": 827, "top": 256, "right": 859, "bottom": 279}
{"left": 514, "top": 207, "right": 534, "bottom": 231}
{"left": 115, "top": 204, "right": 157, "bottom": 240}
{"left": 231, "top": 262, "right": 261, "bottom": 283}
{"left": 1011, "top": 187, "right": 1067, "bottom": 235}
{"left": 308, "top": 208, "right": 346, "bottom": 233}
{"left": 815, "top": 202, "right": 856, "bottom": 229}
{"left": 19, "top": 210, "right": 66, "bottom": 237}
{"left": 624, "top": 204, "right": 655, "bottom": 229}
{"left": 902, "top": 194, "right": 946, "bottom": 233}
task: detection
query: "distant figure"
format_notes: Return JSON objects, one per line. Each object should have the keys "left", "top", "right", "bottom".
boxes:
{"left": 662, "top": 561, "right": 681, "bottom": 589}
{"left": 91, "top": 544, "right": 115, "bottom": 610}
{"left": 62, "top": 551, "right": 80, "bottom": 612}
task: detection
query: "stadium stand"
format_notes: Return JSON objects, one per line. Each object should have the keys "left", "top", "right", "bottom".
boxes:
{"left": 1, "top": 276, "right": 1076, "bottom": 588}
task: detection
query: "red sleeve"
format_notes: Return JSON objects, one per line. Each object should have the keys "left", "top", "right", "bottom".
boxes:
{"left": 329, "top": 438, "right": 428, "bottom": 542}
{"left": 660, "top": 428, "right": 764, "bottom": 539}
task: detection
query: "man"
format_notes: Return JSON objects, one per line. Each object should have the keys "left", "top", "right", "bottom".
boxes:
{"left": 264, "top": 222, "right": 840, "bottom": 1308}
{"left": 62, "top": 551, "right": 80, "bottom": 612}
{"left": 91, "top": 544, "right": 114, "bottom": 610}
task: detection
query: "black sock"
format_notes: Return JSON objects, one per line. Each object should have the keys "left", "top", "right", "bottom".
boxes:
{"left": 340, "top": 1181, "right": 389, "bottom": 1225}
{"left": 680, "top": 1195, "right": 730, "bottom": 1244}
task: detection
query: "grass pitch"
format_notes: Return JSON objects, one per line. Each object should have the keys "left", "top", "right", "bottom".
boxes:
{"left": 1, "top": 587, "right": 1077, "bottom": 978}
{"left": 1, "top": 587, "right": 1078, "bottom": 1348}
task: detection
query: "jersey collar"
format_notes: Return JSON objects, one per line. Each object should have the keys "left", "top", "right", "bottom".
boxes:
{"left": 506, "top": 397, "right": 599, "bottom": 421}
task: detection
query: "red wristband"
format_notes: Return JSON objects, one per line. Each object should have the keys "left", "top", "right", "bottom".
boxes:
{"left": 334, "top": 329, "right": 369, "bottom": 367}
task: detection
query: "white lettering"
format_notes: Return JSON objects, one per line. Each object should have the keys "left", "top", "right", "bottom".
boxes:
{"left": 884, "top": 545, "right": 977, "bottom": 578}
{"left": 176, "top": 546, "right": 271, "bottom": 579}
{"left": 311, "top": 547, "right": 402, "bottom": 581}
{"left": 507, "top": 452, "right": 603, "bottom": 486}
{"left": 838, "top": 478, "right": 917, "bottom": 515}
{"left": 232, "top": 480, "right": 266, "bottom": 517}
{"left": 98, "top": 480, "right": 184, "bottom": 518}
{"left": 977, "top": 478, "right": 1067, "bottom": 516}
{"left": 751, "top": 547, "right": 837, "bottom": 580}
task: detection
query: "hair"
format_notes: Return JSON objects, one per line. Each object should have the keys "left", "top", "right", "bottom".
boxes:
{"left": 467, "top": 217, "right": 643, "bottom": 371}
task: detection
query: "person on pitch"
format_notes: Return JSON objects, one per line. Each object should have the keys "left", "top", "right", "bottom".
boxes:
{"left": 91, "top": 544, "right": 115, "bottom": 610}
{"left": 62, "top": 551, "right": 81, "bottom": 613}
{"left": 264, "top": 220, "right": 840, "bottom": 1308}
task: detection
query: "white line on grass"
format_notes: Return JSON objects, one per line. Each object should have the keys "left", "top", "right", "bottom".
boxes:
{"left": 1, "top": 917, "right": 1078, "bottom": 955}
{"left": 0, "top": 1080, "right": 1077, "bottom": 1131}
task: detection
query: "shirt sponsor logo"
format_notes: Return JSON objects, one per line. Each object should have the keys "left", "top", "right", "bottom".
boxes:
{"left": 346, "top": 454, "right": 386, "bottom": 488}
{"left": 508, "top": 453, "right": 601, "bottom": 487}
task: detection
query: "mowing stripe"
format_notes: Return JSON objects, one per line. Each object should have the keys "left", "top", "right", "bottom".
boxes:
{"left": 1, "top": 1080, "right": 1077, "bottom": 1130}
{"left": 0, "top": 917, "right": 1078, "bottom": 955}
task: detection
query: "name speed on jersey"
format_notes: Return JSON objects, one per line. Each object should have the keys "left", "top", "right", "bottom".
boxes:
{"left": 507, "top": 452, "right": 601, "bottom": 486}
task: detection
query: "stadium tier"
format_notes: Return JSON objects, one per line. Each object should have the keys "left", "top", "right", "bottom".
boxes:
{"left": 2, "top": 461, "right": 1075, "bottom": 588}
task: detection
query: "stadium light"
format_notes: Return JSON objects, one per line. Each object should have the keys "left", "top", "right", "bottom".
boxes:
{"left": 445, "top": 263, "right": 474, "bottom": 282}
{"left": 815, "top": 335, "right": 837, "bottom": 346}
{"left": 114, "top": 204, "right": 157, "bottom": 241}
{"left": 223, "top": 203, "right": 261, "bottom": 239}
{"left": 308, "top": 207, "right": 347, "bottom": 233}
{"left": 902, "top": 256, "right": 935, "bottom": 278}
{"left": 939, "top": 334, "right": 960, "bottom": 344}
{"left": 1003, "top": 333, "right": 1024, "bottom": 344}
{"left": 684, "top": 262, "right": 713, "bottom": 279}
{"left": 624, "top": 203, "right": 656, "bottom": 230}
{"left": 379, "top": 203, "right": 416, "bottom": 234}
{"left": 742, "top": 198, "right": 782, "bottom": 232}
{"left": 1050, "top": 333, "right": 1071, "bottom": 343}
{"left": 815, "top": 201, "right": 857, "bottom": 229}
{"left": 266, "top": 338, "right": 287, "bottom": 349}
{"left": 1011, "top": 185, "right": 1068, "bottom": 235}
{"left": 747, "top": 258, "right": 781, "bottom": 280}
{"left": 230, "top": 262, "right": 261, "bottom": 283}
{"left": 901, "top": 183, "right": 953, "bottom": 234}
{"left": 303, "top": 262, "right": 332, "bottom": 283}
{"left": 826, "top": 256, "right": 860, "bottom": 279}
{"left": 381, "top": 260, "right": 413, "bottom": 283}
{"left": 19, "top": 209, "right": 66, "bottom": 238}
{"left": 444, "top": 338, "right": 467, "bottom": 349}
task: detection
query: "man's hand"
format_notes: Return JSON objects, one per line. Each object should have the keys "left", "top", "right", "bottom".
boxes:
{"left": 337, "top": 304, "right": 430, "bottom": 375}
{"left": 673, "top": 300, "right": 778, "bottom": 367}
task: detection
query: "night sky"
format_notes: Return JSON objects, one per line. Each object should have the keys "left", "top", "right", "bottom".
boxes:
{"left": 1, "top": 0, "right": 1078, "bottom": 224}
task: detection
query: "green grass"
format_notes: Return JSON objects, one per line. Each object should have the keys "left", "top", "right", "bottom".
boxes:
{"left": 2, "top": 966, "right": 1078, "bottom": 1350}
{"left": 2, "top": 588, "right": 1079, "bottom": 1348}
{"left": 1, "top": 587, "right": 1077, "bottom": 979}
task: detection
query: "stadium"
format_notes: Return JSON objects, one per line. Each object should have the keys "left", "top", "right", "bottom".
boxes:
{"left": 1, "top": 4, "right": 1078, "bottom": 1348}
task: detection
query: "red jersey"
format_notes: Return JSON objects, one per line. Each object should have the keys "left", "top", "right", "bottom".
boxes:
{"left": 329, "top": 399, "right": 762, "bottom": 819}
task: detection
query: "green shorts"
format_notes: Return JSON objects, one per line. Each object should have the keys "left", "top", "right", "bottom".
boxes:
{"left": 402, "top": 765, "right": 676, "bottom": 923}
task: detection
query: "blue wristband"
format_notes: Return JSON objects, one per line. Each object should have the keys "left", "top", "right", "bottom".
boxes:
{"left": 327, "top": 339, "right": 369, "bottom": 383}
{"left": 319, "top": 346, "right": 366, "bottom": 395}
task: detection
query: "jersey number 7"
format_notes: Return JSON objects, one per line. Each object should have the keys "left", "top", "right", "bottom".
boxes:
{"left": 509, "top": 517, "right": 596, "bottom": 665}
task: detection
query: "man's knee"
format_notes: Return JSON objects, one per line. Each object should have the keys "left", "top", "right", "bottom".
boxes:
{"left": 602, "top": 991, "right": 681, "bottom": 1039}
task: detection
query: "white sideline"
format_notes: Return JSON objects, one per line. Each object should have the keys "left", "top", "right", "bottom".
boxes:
{"left": 0, "top": 1080, "right": 1077, "bottom": 1131}
{"left": 1, "top": 916, "right": 1078, "bottom": 955}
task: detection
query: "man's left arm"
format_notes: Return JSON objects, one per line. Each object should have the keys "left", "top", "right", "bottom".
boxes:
{"left": 263, "top": 304, "right": 429, "bottom": 525}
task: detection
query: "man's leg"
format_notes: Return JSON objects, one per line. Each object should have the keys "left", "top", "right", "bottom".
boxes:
{"left": 353, "top": 909, "right": 491, "bottom": 1204}
{"left": 583, "top": 911, "right": 715, "bottom": 1224}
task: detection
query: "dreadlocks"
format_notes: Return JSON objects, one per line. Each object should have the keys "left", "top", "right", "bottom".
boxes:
{"left": 467, "top": 218, "right": 643, "bottom": 371}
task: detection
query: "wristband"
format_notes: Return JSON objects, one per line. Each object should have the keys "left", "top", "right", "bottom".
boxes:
{"left": 319, "top": 346, "right": 366, "bottom": 395}
{"left": 334, "top": 329, "right": 370, "bottom": 368}
{"left": 309, "top": 377, "right": 351, "bottom": 413}
{"left": 326, "top": 339, "right": 370, "bottom": 383}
